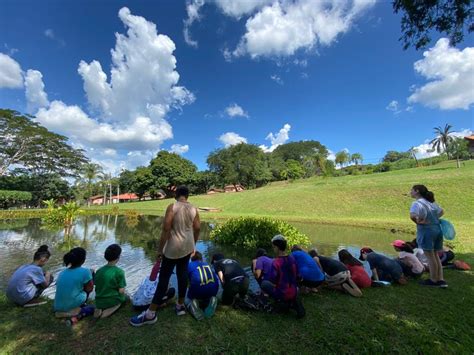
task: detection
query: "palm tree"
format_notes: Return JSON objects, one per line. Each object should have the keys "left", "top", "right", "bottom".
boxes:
{"left": 430, "top": 124, "right": 454, "bottom": 159}
{"left": 408, "top": 147, "right": 419, "bottom": 167}
{"left": 82, "top": 163, "right": 103, "bottom": 206}
{"left": 100, "top": 173, "right": 112, "bottom": 206}
{"left": 350, "top": 153, "right": 363, "bottom": 166}
{"left": 335, "top": 150, "right": 350, "bottom": 168}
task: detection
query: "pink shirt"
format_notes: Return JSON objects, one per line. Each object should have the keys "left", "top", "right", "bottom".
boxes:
{"left": 399, "top": 252, "right": 424, "bottom": 274}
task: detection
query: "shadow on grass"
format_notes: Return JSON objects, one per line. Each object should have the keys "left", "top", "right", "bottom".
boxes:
{"left": 1, "top": 254, "right": 473, "bottom": 353}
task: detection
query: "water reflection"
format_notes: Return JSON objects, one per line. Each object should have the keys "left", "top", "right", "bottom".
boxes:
{"left": 0, "top": 215, "right": 410, "bottom": 298}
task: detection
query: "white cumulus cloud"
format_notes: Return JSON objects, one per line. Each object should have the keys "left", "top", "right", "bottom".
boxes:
{"left": 0, "top": 53, "right": 23, "bottom": 88}
{"left": 77, "top": 7, "right": 194, "bottom": 124}
{"left": 408, "top": 38, "right": 474, "bottom": 110}
{"left": 386, "top": 100, "right": 399, "bottom": 112}
{"left": 219, "top": 132, "right": 248, "bottom": 147}
{"left": 225, "top": 103, "right": 249, "bottom": 118}
{"left": 170, "top": 144, "right": 189, "bottom": 155}
{"left": 30, "top": 8, "right": 194, "bottom": 174}
{"left": 24, "top": 69, "right": 49, "bottom": 113}
{"left": 232, "top": 0, "right": 376, "bottom": 58}
{"left": 411, "top": 129, "right": 473, "bottom": 159}
{"left": 259, "top": 123, "right": 291, "bottom": 152}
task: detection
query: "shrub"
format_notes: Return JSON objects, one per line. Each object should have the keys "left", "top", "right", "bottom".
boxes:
{"left": 0, "top": 190, "right": 32, "bottom": 209}
{"left": 210, "top": 216, "right": 310, "bottom": 249}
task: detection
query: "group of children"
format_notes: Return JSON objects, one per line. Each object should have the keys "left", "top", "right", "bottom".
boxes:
{"left": 5, "top": 234, "right": 464, "bottom": 324}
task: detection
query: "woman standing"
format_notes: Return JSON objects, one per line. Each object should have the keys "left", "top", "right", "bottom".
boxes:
{"left": 409, "top": 185, "right": 447, "bottom": 288}
{"left": 130, "top": 185, "right": 200, "bottom": 326}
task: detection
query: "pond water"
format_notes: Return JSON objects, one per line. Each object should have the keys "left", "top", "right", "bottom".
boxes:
{"left": 0, "top": 215, "right": 412, "bottom": 298}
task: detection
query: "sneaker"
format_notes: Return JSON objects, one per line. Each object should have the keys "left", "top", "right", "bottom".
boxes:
{"left": 23, "top": 298, "right": 47, "bottom": 308}
{"left": 436, "top": 280, "right": 448, "bottom": 288}
{"left": 204, "top": 296, "right": 218, "bottom": 319}
{"left": 187, "top": 299, "right": 204, "bottom": 321}
{"left": 129, "top": 311, "right": 157, "bottom": 327}
{"left": 175, "top": 303, "right": 186, "bottom": 316}
{"left": 419, "top": 279, "right": 438, "bottom": 287}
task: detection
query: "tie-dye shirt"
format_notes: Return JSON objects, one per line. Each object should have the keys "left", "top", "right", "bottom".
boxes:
{"left": 269, "top": 255, "right": 298, "bottom": 301}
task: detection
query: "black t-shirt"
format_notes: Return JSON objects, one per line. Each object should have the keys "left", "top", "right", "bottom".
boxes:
{"left": 213, "top": 259, "right": 246, "bottom": 283}
{"left": 318, "top": 256, "right": 347, "bottom": 276}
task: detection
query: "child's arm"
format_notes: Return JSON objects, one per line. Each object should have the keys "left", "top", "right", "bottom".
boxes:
{"left": 84, "top": 280, "right": 94, "bottom": 293}
{"left": 158, "top": 204, "right": 174, "bottom": 256}
{"left": 217, "top": 271, "right": 225, "bottom": 284}
{"left": 371, "top": 269, "right": 379, "bottom": 281}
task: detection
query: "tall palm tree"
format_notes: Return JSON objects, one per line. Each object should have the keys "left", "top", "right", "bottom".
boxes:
{"left": 408, "top": 147, "right": 419, "bottom": 167}
{"left": 82, "top": 163, "right": 103, "bottom": 206}
{"left": 430, "top": 124, "right": 454, "bottom": 159}
{"left": 350, "top": 153, "right": 363, "bottom": 166}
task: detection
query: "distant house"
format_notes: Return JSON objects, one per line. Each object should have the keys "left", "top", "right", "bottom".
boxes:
{"left": 207, "top": 188, "right": 225, "bottom": 195}
{"left": 90, "top": 195, "right": 104, "bottom": 205}
{"left": 465, "top": 135, "right": 474, "bottom": 154}
{"left": 224, "top": 184, "right": 245, "bottom": 193}
{"left": 112, "top": 193, "right": 139, "bottom": 203}
{"left": 207, "top": 185, "right": 245, "bottom": 194}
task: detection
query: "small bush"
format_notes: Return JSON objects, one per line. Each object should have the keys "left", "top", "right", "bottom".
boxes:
{"left": 210, "top": 216, "right": 310, "bottom": 249}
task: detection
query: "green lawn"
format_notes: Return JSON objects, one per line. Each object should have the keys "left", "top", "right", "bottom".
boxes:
{"left": 1, "top": 264, "right": 473, "bottom": 353}
{"left": 1, "top": 160, "right": 473, "bottom": 353}
{"left": 93, "top": 160, "right": 474, "bottom": 252}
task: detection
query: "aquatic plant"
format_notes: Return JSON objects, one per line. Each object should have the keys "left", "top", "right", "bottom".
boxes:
{"left": 210, "top": 216, "right": 310, "bottom": 249}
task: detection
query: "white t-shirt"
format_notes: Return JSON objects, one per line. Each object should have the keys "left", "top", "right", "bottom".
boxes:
{"left": 399, "top": 251, "right": 425, "bottom": 274}
{"left": 6, "top": 264, "right": 45, "bottom": 305}
{"left": 410, "top": 198, "right": 442, "bottom": 222}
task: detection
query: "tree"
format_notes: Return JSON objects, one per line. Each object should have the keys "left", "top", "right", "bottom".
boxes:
{"left": 82, "top": 163, "right": 103, "bottom": 206}
{"left": 0, "top": 109, "right": 88, "bottom": 177}
{"left": 207, "top": 143, "right": 272, "bottom": 189}
{"left": 431, "top": 124, "right": 454, "bottom": 158}
{"left": 446, "top": 137, "right": 471, "bottom": 168}
{"left": 149, "top": 151, "right": 197, "bottom": 195}
{"left": 335, "top": 150, "right": 350, "bottom": 168}
{"left": 0, "top": 190, "right": 32, "bottom": 209}
{"left": 408, "top": 147, "right": 419, "bottom": 167}
{"left": 393, "top": 0, "right": 474, "bottom": 50}
{"left": 118, "top": 169, "right": 135, "bottom": 193}
{"left": 191, "top": 171, "right": 219, "bottom": 194}
{"left": 350, "top": 153, "right": 363, "bottom": 166}
{"left": 280, "top": 160, "right": 305, "bottom": 180}
{"left": 131, "top": 167, "right": 155, "bottom": 200}
{"left": 382, "top": 150, "right": 412, "bottom": 163}
{"left": 302, "top": 153, "right": 328, "bottom": 177}
{"left": 272, "top": 140, "right": 329, "bottom": 163}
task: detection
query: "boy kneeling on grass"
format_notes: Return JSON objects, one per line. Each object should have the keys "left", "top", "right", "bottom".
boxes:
{"left": 260, "top": 235, "right": 305, "bottom": 318}
{"left": 93, "top": 244, "right": 127, "bottom": 319}
{"left": 187, "top": 251, "right": 219, "bottom": 320}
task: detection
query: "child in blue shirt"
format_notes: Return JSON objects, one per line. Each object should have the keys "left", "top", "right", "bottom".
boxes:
{"left": 54, "top": 247, "right": 94, "bottom": 321}
{"left": 187, "top": 251, "right": 219, "bottom": 320}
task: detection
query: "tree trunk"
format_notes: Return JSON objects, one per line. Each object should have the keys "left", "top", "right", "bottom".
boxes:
{"left": 117, "top": 184, "right": 120, "bottom": 204}
{"left": 103, "top": 186, "right": 107, "bottom": 206}
{"left": 109, "top": 182, "right": 112, "bottom": 205}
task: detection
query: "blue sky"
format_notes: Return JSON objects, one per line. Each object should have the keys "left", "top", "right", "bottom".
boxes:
{"left": 1, "top": 0, "right": 473, "bottom": 172}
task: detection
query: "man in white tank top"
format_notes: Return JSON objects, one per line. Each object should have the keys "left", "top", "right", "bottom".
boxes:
{"left": 130, "top": 186, "right": 200, "bottom": 326}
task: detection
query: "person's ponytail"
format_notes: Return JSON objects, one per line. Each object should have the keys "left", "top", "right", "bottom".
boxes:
{"left": 413, "top": 185, "right": 435, "bottom": 203}
{"left": 63, "top": 247, "right": 87, "bottom": 268}
{"left": 33, "top": 245, "right": 51, "bottom": 260}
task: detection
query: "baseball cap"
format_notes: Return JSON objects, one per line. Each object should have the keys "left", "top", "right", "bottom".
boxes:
{"left": 391, "top": 240, "right": 405, "bottom": 248}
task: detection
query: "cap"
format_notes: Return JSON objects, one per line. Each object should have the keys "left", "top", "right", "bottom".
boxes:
{"left": 359, "top": 247, "right": 373, "bottom": 255}
{"left": 391, "top": 240, "right": 405, "bottom": 248}
{"left": 271, "top": 234, "right": 286, "bottom": 242}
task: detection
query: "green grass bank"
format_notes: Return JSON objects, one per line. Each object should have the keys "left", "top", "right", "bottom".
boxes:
{"left": 92, "top": 160, "right": 474, "bottom": 252}
{"left": 1, "top": 265, "right": 473, "bottom": 353}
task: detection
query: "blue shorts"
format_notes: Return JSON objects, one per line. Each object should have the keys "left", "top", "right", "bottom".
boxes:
{"left": 417, "top": 224, "right": 443, "bottom": 251}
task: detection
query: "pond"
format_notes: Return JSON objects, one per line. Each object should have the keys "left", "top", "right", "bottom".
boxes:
{"left": 0, "top": 215, "right": 412, "bottom": 298}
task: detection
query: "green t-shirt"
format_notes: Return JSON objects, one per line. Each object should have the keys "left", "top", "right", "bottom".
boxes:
{"left": 94, "top": 265, "right": 126, "bottom": 309}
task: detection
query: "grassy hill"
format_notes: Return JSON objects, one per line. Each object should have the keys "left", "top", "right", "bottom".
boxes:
{"left": 96, "top": 160, "right": 474, "bottom": 252}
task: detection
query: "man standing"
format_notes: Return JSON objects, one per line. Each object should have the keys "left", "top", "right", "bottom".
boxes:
{"left": 130, "top": 185, "right": 200, "bottom": 326}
